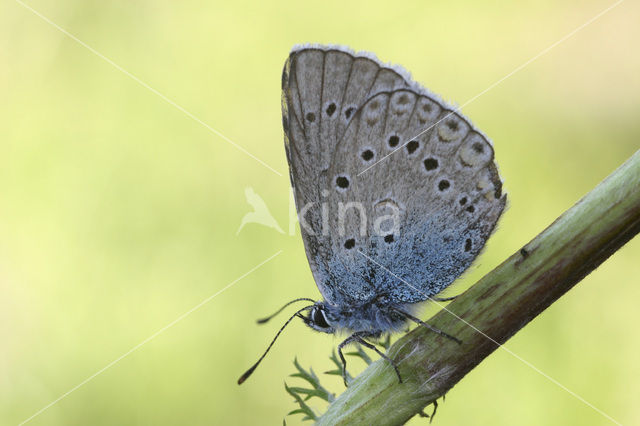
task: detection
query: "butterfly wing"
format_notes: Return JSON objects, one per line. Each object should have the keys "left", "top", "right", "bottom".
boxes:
{"left": 283, "top": 45, "right": 506, "bottom": 305}
{"left": 282, "top": 46, "right": 411, "bottom": 304}
{"left": 327, "top": 89, "right": 506, "bottom": 303}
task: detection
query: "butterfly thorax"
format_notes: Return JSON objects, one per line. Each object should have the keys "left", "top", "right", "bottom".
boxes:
{"left": 304, "top": 297, "right": 409, "bottom": 335}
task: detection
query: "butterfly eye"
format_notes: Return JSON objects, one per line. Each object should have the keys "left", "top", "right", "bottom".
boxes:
{"left": 312, "top": 307, "right": 330, "bottom": 328}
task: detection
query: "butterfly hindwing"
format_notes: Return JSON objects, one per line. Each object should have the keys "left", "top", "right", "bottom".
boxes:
{"left": 328, "top": 90, "right": 506, "bottom": 302}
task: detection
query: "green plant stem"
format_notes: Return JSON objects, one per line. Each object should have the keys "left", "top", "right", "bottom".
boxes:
{"left": 317, "top": 150, "right": 640, "bottom": 426}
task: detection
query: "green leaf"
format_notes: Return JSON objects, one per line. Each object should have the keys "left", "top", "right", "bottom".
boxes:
{"left": 284, "top": 382, "right": 316, "bottom": 421}
{"left": 346, "top": 344, "right": 372, "bottom": 365}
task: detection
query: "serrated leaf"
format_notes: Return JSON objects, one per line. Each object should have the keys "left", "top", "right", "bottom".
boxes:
{"left": 285, "top": 382, "right": 316, "bottom": 421}
{"left": 326, "top": 350, "right": 352, "bottom": 382}
{"left": 284, "top": 355, "right": 340, "bottom": 421}
{"left": 346, "top": 344, "right": 372, "bottom": 365}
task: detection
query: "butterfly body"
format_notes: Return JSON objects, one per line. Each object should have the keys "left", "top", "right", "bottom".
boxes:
{"left": 304, "top": 298, "right": 409, "bottom": 335}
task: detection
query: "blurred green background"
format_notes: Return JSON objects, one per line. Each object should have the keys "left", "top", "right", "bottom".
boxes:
{"left": 1, "top": 1, "right": 638, "bottom": 425}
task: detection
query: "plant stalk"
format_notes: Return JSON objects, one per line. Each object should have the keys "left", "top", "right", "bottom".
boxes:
{"left": 317, "top": 149, "right": 640, "bottom": 425}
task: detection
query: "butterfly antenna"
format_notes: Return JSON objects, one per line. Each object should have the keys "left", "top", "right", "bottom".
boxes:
{"left": 238, "top": 305, "right": 314, "bottom": 385}
{"left": 256, "top": 297, "right": 316, "bottom": 324}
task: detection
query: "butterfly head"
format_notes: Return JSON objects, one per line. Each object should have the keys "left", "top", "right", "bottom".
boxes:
{"left": 302, "top": 302, "right": 335, "bottom": 334}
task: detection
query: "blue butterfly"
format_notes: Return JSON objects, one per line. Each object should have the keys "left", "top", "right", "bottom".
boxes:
{"left": 239, "top": 44, "right": 505, "bottom": 385}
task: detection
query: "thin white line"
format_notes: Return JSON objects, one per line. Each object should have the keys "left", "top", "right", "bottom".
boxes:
{"left": 18, "top": 250, "right": 283, "bottom": 425}
{"left": 14, "top": 0, "right": 283, "bottom": 177}
{"left": 357, "top": 251, "right": 622, "bottom": 425}
{"left": 358, "top": 0, "right": 625, "bottom": 176}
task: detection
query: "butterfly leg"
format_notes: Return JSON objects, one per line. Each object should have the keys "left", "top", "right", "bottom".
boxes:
{"left": 337, "top": 334, "right": 359, "bottom": 387}
{"left": 394, "top": 309, "right": 462, "bottom": 345}
{"left": 429, "top": 399, "right": 438, "bottom": 423}
{"left": 337, "top": 332, "right": 402, "bottom": 387}
{"left": 352, "top": 333, "right": 402, "bottom": 384}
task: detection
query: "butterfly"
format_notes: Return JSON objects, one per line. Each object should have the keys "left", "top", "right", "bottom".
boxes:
{"left": 239, "top": 44, "right": 505, "bottom": 386}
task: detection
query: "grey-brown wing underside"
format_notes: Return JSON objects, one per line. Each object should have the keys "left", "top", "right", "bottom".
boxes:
{"left": 282, "top": 46, "right": 506, "bottom": 305}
